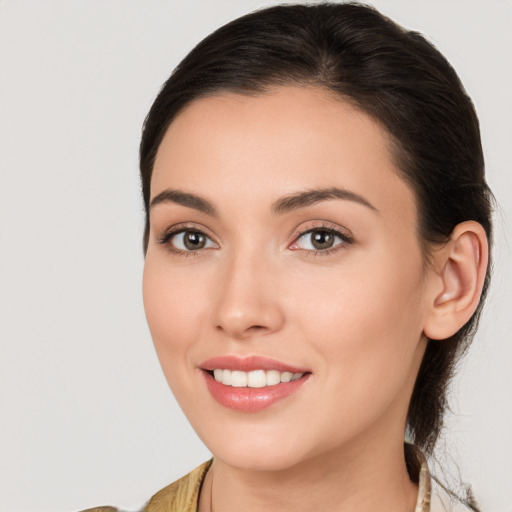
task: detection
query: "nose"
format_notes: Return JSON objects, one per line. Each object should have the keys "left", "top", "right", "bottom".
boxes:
{"left": 212, "top": 252, "right": 285, "bottom": 340}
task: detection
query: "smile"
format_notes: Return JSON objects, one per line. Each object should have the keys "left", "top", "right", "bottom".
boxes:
{"left": 212, "top": 369, "right": 304, "bottom": 388}
{"left": 200, "top": 356, "right": 311, "bottom": 412}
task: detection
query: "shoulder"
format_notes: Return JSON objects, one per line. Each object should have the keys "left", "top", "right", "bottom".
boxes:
{"left": 142, "top": 460, "right": 212, "bottom": 512}
{"left": 414, "top": 447, "right": 476, "bottom": 512}
{"left": 80, "top": 508, "right": 120, "bottom": 512}
{"left": 79, "top": 460, "right": 212, "bottom": 512}
{"left": 430, "top": 480, "right": 476, "bottom": 512}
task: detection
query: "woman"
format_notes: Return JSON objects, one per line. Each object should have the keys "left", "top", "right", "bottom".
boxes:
{"left": 86, "top": 3, "right": 492, "bottom": 511}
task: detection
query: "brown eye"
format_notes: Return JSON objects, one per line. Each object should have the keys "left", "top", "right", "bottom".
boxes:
{"left": 183, "top": 231, "right": 206, "bottom": 250}
{"left": 167, "top": 230, "right": 217, "bottom": 251}
{"left": 310, "top": 231, "right": 335, "bottom": 250}
{"left": 290, "top": 227, "right": 352, "bottom": 253}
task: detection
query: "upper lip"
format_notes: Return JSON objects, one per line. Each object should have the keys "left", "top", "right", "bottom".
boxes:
{"left": 200, "top": 355, "right": 310, "bottom": 374}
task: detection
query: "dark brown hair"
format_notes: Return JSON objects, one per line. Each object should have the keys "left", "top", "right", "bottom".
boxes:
{"left": 139, "top": 2, "right": 492, "bottom": 504}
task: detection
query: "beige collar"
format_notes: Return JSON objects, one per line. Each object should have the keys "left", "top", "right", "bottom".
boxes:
{"left": 415, "top": 458, "right": 432, "bottom": 512}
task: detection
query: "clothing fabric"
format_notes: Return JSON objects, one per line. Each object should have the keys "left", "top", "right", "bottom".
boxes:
{"left": 80, "top": 457, "right": 472, "bottom": 512}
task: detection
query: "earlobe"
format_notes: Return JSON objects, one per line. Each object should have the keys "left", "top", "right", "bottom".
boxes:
{"left": 424, "top": 221, "right": 489, "bottom": 341}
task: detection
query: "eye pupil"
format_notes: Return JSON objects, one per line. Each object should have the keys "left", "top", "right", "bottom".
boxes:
{"left": 184, "top": 231, "right": 206, "bottom": 250}
{"left": 312, "top": 231, "right": 334, "bottom": 250}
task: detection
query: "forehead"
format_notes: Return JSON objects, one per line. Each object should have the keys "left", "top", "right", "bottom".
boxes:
{"left": 151, "top": 86, "right": 416, "bottom": 223}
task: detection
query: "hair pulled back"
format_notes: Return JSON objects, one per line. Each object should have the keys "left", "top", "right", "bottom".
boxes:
{"left": 139, "top": 1, "right": 492, "bottom": 486}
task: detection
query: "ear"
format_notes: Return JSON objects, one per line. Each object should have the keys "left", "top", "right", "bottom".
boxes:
{"left": 423, "top": 221, "right": 489, "bottom": 340}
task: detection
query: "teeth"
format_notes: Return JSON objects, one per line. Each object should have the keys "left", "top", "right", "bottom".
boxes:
{"left": 211, "top": 369, "right": 305, "bottom": 387}
{"left": 247, "top": 370, "right": 266, "bottom": 388}
{"left": 222, "top": 369, "right": 232, "bottom": 385}
{"left": 266, "top": 370, "right": 281, "bottom": 386}
{"left": 231, "top": 370, "right": 247, "bottom": 387}
{"left": 280, "top": 372, "right": 292, "bottom": 383}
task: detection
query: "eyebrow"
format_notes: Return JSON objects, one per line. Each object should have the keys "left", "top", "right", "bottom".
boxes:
{"left": 149, "top": 186, "right": 377, "bottom": 217}
{"left": 271, "top": 187, "right": 378, "bottom": 215}
{"left": 149, "top": 189, "right": 216, "bottom": 216}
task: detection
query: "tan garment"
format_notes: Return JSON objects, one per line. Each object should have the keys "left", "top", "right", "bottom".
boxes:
{"left": 141, "top": 460, "right": 212, "bottom": 512}
{"left": 81, "top": 457, "right": 470, "bottom": 512}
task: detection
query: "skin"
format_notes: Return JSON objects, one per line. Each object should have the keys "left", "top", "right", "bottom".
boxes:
{"left": 142, "top": 86, "right": 475, "bottom": 512}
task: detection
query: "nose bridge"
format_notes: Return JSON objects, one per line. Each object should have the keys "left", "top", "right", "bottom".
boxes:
{"left": 213, "top": 241, "right": 284, "bottom": 339}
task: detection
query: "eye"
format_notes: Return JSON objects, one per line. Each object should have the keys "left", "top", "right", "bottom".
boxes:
{"left": 290, "top": 227, "right": 351, "bottom": 252}
{"left": 161, "top": 229, "right": 217, "bottom": 252}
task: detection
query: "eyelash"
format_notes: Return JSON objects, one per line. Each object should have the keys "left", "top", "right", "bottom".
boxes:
{"left": 157, "top": 224, "right": 218, "bottom": 257}
{"left": 290, "top": 225, "right": 354, "bottom": 256}
{"left": 157, "top": 223, "right": 353, "bottom": 256}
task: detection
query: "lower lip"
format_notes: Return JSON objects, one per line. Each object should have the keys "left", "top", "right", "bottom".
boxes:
{"left": 203, "top": 371, "right": 310, "bottom": 412}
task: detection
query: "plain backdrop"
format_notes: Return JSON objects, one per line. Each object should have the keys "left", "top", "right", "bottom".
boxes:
{"left": 0, "top": 1, "right": 511, "bottom": 511}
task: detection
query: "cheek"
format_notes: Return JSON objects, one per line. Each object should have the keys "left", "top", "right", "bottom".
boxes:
{"left": 288, "top": 258, "right": 426, "bottom": 449}
{"left": 142, "top": 257, "right": 209, "bottom": 370}
{"left": 292, "top": 250, "right": 426, "bottom": 384}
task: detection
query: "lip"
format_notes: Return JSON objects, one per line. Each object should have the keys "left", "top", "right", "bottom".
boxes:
{"left": 200, "top": 355, "right": 309, "bottom": 373}
{"left": 200, "top": 356, "right": 311, "bottom": 412}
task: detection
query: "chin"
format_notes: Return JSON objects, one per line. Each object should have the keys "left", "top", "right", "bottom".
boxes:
{"left": 194, "top": 420, "right": 321, "bottom": 472}
{"left": 215, "top": 444, "right": 306, "bottom": 472}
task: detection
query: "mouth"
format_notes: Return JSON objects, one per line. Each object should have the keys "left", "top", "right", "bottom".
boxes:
{"left": 208, "top": 368, "right": 304, "bottom": 387}
{"left": 200, "top": 356, "right": 311, "bottom": 412}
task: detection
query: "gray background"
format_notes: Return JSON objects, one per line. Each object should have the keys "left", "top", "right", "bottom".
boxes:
{"left": 0, "top": 1, "right": 510, "bottom": 511}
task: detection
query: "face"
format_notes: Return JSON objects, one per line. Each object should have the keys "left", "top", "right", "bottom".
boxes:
{"left": 143, "top": 86, "right": 432, "bottom": 472}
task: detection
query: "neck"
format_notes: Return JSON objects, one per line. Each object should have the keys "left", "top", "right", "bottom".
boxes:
{"left": 200, "top": 435, "right": 418, "bottom": 512}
